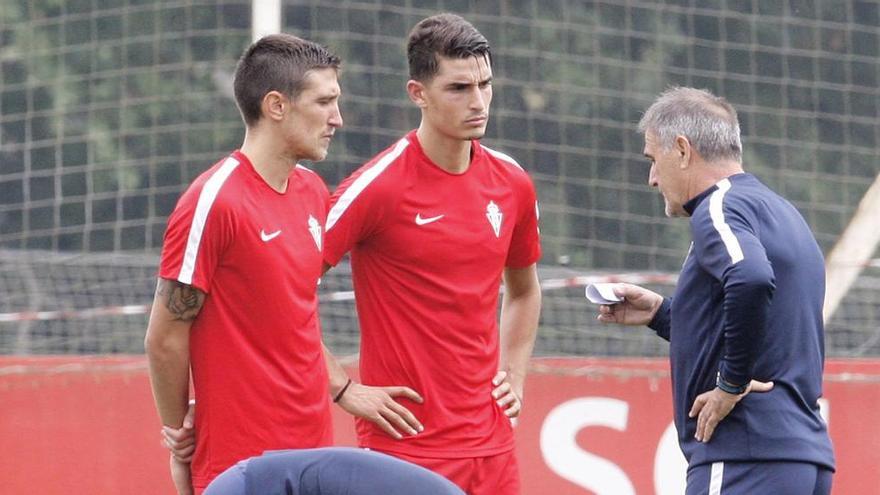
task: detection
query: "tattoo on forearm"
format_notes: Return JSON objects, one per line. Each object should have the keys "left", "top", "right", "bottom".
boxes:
{"left": 157, "top": 279, "right": 205, "bottom": 322}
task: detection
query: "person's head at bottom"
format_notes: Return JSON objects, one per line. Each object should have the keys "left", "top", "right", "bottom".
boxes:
{"left": 204, "top": 447, "right": 465, "bottom": 495}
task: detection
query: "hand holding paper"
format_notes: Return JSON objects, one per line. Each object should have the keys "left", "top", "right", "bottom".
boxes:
{"left": 585, "top": 283, "right": 623, "bottom": 304}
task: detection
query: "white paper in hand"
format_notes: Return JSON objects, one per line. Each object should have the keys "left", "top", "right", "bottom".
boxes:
{"left": 585, "top": 283, "right": 623, "bottom": 304}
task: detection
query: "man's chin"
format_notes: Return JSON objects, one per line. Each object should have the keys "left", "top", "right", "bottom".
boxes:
{"left": 306, "top": 149, "right": 329, "bottom": 163}
{"left": 463, "top": 128, "right": 487, "bottom": 141}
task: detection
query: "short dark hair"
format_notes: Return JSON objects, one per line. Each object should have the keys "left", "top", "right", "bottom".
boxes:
{"left": 233, "top": 34, "right": 340, "bottom": 126}
{"left": 406, "top": 13, "right": 491, "bottom": 82}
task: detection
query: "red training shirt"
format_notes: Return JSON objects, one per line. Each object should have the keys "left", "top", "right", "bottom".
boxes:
{"left": 158, "top": 151, "right": 333, "bottom": 488}
{"left": 324, "top": 130, "right": 541, "bottom": 458}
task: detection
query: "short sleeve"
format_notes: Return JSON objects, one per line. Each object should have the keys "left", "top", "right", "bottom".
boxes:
{"left": 158, "top": 181, "right": 234, "bottom": 293}
{"left": 505, "top": 175, "right": 542, "bottom": 268}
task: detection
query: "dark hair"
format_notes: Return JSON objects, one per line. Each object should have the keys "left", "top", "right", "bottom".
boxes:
{"left": 233, "top": 34, "right": 340, "bottom": 126}
{"left": 406, "top": 13, "right": 491, "bottom": 82}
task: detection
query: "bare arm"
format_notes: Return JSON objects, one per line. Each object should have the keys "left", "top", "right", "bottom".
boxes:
{"left": 494, "top": 264, "right": 542, "bottom": 418}
{"left": 144, "top": 278, "right": 203, "bottom": 495}
{"left": 323, "top": 343, "right": 354, "bottom": 399}
{"left": 320, "top": 261, "right": 424, "bottom": 439}
{"left": 321, "top": 262, "right": 354, "bottom": 399}
{"left": 145, "top": 278, "right": 203, "bottom": 427}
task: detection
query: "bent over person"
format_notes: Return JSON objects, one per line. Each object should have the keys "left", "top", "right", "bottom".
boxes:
{"left": 204, "top": 448, "right": 464, "bottom": 495}
{"left": 322, "top": 14, "right": 542, "bottom": 495}
{"left": 145, "top": 34, "right": 420, "bottom": 494}
{"left": 597, "top": 87, "right": 835, "bottom": 494}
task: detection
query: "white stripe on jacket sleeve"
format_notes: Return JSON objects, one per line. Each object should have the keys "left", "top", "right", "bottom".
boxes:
{"left": 708, "top": 179, "right": 744, "bottom": 264}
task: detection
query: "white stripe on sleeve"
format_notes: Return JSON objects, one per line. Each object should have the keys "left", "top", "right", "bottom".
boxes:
{"left": 708, "top": 461, "right": 724, "bottom": 495}
{"left": 178, "top": 156, "right": 240, "bottom": 285}
{"left": 708, "top": 179, "right": 744, "bottom": 264}
{"left": 325, "top": 138, "right": 409, "bottom": 231}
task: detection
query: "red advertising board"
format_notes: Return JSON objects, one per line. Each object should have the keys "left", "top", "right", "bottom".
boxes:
{"left": 510, "top": 358, "right": 880, "bottom": 494}
{"left": 0, "top": 356, "right": 876, "bottom": 494}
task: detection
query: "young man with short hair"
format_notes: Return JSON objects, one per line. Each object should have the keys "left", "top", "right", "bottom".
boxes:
{"left": 323, "top": 14, "right": 542, "bottom": 495}
{"left": 146, "top": 34, "right": 420, "bottom": 494}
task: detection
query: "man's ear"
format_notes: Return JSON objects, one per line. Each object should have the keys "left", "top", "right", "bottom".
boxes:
{"left": 261, "top": 91, "right": 287, "bottom": 122}
{"left": 675, "top": 135, "right": 691, "bottom": 168}
{"left": 406, "top": 80, "right": 427, "bottom": 108}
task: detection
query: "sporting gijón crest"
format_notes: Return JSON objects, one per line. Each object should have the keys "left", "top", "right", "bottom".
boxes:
{"left": 308, "top": 214, "right": 322, "bottom": 251}
{"left": 486, "top": 200, "right": 502, "bottom": 238}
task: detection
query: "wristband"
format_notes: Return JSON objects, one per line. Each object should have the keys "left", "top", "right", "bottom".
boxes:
{"left": 716, "top": 372, "right": 748, "bottom": 395}
{"left": 333, "top": 378, "right": 353, "bottom": 403}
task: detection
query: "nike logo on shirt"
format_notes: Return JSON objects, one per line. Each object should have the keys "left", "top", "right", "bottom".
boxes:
{"left": 260, "top": 229, "right": 282, "bottom": 242}
{"left": 415, "top": 214, "right": 444, "bottom": 226}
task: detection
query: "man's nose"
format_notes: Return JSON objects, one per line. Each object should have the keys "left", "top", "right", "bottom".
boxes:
{"left": 648, "top": 163, "right": 658, "bottom": 188}
{"left": 469, "top": 86, "right": 487, "bottom": 111}
{"left": 329, "top": 104, "right": 343, "bottom": 128}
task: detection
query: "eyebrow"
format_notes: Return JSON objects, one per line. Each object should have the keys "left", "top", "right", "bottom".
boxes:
{"left": 445, "top": 76, "right": 493, "bottom": 88}
{"left": 317, "top": 88, "right": 341, "bottom": 98}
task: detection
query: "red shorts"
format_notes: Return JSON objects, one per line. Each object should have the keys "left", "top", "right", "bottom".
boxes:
{"left": 382, "top": 449, "right": 520, "bottom": 495}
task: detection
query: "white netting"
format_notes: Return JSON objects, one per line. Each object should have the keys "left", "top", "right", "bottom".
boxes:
{"left": 1, "top": 250, "right": 878, "bottom": 357}
{"left": 0, "top": 1, "right": 877, "bottom": 355}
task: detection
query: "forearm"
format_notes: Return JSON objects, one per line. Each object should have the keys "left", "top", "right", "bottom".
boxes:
{"left": 145, "top": 318, "right": 191, "bottom": 428}
{"left": 323, "top": 343, "right": 351, "bottom": 398}
{"left": 144, "top": 279, "right": 202, "bottom": 428}
{"left": 319, "top": 261, "right": 351, "bottom": 397}
{"left": 720, "top": 262, "right": 775, "bottom": 385}
{"left": 499, "top": 282, "right": 541, "bottom": 392}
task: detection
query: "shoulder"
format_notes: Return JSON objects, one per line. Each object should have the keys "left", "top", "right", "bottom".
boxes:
{"left": 364, "top": 135, "right": 412, "bottom": 177}
{"left": 295, "top": 162, "right": 320, "bottom": 178}
{"left": 338, "top": 136, "right": 411, "bottom": 196}
{"left": 175, "top": 155, "right": 244, "bottom": 214}
{"left": 481, "top": 143, "right": 525, "bottom": 172}
{"left": 479, "top": 143, "right": 537, "bottom": 198}
{"left": 326, "top": 137, "right": 411, "bottom": 229}
{"left": 715, "top": 177, "right": 769, "bottom": 224}
{"left": 481, "top": 143, "right": 533, "bottom": 182}
{"left": 295, "top": 163, "right": 330, "bottom": 195}
{"left": 691, "top": 177, "right": 761, "bottom": 242}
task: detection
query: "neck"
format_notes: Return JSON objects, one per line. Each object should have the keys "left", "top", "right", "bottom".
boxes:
{"left": 239, "top": 127, "right": 298, "bottom": 193}
{"left": 416, "top": 124, "right": 472, "bottom": 174}
{"left": 688, "top": 159, "right": 745, "bottom": 200}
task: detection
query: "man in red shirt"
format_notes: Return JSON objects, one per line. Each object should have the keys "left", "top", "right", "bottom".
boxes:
{"left": 322, "top": 14, "right": 542, "bottom": 495}
{"left": 146, "top": 34, "right": 421, "bottom": 494}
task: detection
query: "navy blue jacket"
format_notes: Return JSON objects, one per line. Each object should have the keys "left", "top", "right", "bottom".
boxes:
{"left": 649, "top": 173, "right": 835, "bottom": 470}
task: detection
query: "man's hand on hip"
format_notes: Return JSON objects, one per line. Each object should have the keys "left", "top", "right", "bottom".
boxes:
{"left": 491, "top": 370, "right": 524, "bottom": 421}
{"left": 689, "top": 379, "right": 775, "bottom": 442}
{"left": 337, "top": 382, "right": 424, "bottom": 440}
